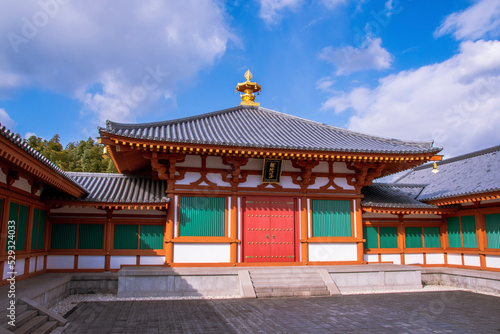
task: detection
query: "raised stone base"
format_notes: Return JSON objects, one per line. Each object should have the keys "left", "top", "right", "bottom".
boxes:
{"left": 422, "top": 267, "right": 500, "bottom": 295}
{"left": 117, "top": 267, "right": 240, "bottom": 298}
{"left": 327, "top": 264, "right": 422, "bottom": 292}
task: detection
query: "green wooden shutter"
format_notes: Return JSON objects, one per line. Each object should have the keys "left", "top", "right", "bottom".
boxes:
{"left": 37, "top": 211, "right": 46, "bottom": 250}
{"left": 7, "top": 202, "right": 18, "bottom": 251}
{"left": 180, "top": 197, "right": 225, "bottom": 237}
{"left": 140, "top": 225, "right": 164, "bottom": 249}
{"left": 485, "top": 213, "right": 500, "bottom": 249}
{"left": 405, "top": 227, "right": 423, "bottom": 248}
{"left": 15, "top": 204, "right": 28, "bottom": 251}
{"left": 447, "top": 217, "right": 461, "bottom": 248}
{"left": 312, "top": 200, "right": 352, "bottom": 237}
{"left": 363, "top": 227, "right": 378, "bottom": 248}
{"left": 379, "top": 227, "right": 398, "bottom": 248}
{"left": 31, "top": 209, "right": 40, "bottom": 250}
{"left": 424, "top": 227, "right": 441, "bottom": 248}
{"left": 79, "top": 224, "right": 104, "bottom": 249}
{"left": 461, "top": 215, "right": 477, "bottom": 248}
{"left": 114, "top": 224, "right": 139, "bottom": 249}
{"left": 51, "top": 223, "right": 77, "bottom": 249}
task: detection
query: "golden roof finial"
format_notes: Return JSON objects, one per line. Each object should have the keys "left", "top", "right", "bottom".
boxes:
{"left": 236, "top": 70, "right": 261, "bottom": 106}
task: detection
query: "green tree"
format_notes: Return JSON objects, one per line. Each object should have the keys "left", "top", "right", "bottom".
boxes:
{"left": 25, "top": 134, "right": 117, "bottom": 173}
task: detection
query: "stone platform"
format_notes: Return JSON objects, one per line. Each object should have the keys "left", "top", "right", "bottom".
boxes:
{"left": 117, "top": 264, "right": 423, "bottom": 298}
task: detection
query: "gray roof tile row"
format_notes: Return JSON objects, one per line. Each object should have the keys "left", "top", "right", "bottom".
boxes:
{"left": 361, "top": 183, "right": 438, "bottom": 209}
{"left": 100, "top": 106, "right": 440, "bottom": 154}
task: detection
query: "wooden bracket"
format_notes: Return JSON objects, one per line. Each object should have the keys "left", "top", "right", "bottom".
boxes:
{"left": 144, "top": 152, "right": 186, "bottom": 191}
{"left": 222, "top": 156, "right": 249, "bottom": 191}
{"left": 291, "top": 159, "right": 319, "bottom": 191}
{"left": 2, "top": 167, "right": 19, "bottom": 187}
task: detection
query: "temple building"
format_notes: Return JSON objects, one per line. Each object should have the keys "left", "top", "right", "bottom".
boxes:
{"left": 1, "top": 71, "right": 499, "bottom": 285}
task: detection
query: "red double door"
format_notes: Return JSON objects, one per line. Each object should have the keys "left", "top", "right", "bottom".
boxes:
{"left": 243, "top": 196, "right": 297, "bottom": 262}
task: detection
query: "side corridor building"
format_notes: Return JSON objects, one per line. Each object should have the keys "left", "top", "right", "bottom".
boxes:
{"left": 1, "top": 73, "right": 499, "bottom": 284}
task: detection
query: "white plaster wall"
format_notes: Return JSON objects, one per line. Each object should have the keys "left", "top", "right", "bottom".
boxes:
{"left": 447, "top": 253, "right": 462, "bottom": 265}
{"left": 3, "top": 262, "right": 10, "bottom": 279}
{"left": 404, "top": 253, "right": 424, "bottom": 265}
{"left": 15, "top": 260, "right": 24, "bottom": 277}
{"left": 47, "top": 255, "right": 75, "bottom": 269}
{"left": 139, "top": 256, "right": 165, "bottom": 265}
{"left": 78, "top": 256, "right": 105, "bottom": 269}
{"left": 29, "top": 258, "right": 36, "bottom": 273}
{"left": 281, "top": 160, "right": 298, "bottom": 172}
{"left": 0, "top": 168, "right": 6, "bottom": 183}
{"left": 110, "top": 256, "right": 137, "bottom": 269}
{"left": 381, "top": 253, "right": 401, "bottom": 264}
{"left": 426, "top": 253, "right": 445, "bottom": 265}
{"left": 206, "top": 156, "right": 226, "bottom": 169}
{"left": 36, "top": 256, "right": 44, "bottom": 271}
{"left": 239, "top": 175, "right": 261, "bottom": 188}
{"left": 307, "top": 177, "right": 330, "bottom": 190}
{"left": 280, "top": 176, "right": 301, "bottom": 189}
{"left": 173, "top": 243, "right": 230, "bottom": 263}
{"left": 485, "top": 255, "right": 500, "bottom": 269}
{"left": 175, "top": 172, "right": 201, "bottom": 185}
{"left": 205, "top": 173, "right": 231, "bottom": 186}
{"left": 240, "top": 158, "right": 263, "bottom": 171}
{"left": 334, "top": 178, "right": 355, "bottom": 190}
{"left": 312, "top": 161, "right": 329, "bottom": 173}
{"left": 364, "top": 254, "right": 379, "bottom": 263}
{"left": 175, "top": 155, "right": 201, "bottom": 167}
{"left": 333, "top": 162, "right": 355, "bottom": 174}
{"left": 308, "top": 243, "right": 358, "bottom": 262}
{"left": 12, "top": 177, "right": 31, "bottom": 193}
{"left": 463, "top": 254, "right": 481, "bottom": 267}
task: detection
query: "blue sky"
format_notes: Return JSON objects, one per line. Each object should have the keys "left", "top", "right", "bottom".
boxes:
{"left": 1, "top": 0, "right": 499, "bottom": 157}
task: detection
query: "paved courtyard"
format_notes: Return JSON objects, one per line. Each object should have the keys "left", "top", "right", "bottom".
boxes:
{"left": 63, "top": 291, "right": 500, "bottom": 333}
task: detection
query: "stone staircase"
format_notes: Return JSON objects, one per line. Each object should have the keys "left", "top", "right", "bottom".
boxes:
{"left": 0, "top": 298, "right": 66, "bottom": 334}
{"left": 249, "top": 269, "right": 334, "bottom": 298}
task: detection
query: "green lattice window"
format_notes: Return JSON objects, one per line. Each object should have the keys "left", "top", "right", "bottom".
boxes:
{"left": 485, "top": 213, "right": 500, "bottom": 249}
{"left": 7, "top": 202, "right": 29, "bottom": 251}
{"left": 312, "top": 200, "right": 351, "bottom": 237}
{"left": 406, "top": 226, "right": 441, "bottom": 248}
{"left": 447, "top": 216, "right": 477, "bottom": 248}
{"left": 179, "top": 197, "right": 225, "bottom": 237}
{"left": 405, "top": 227, "right": 423, "bottom": 248}
{"left": 114, "top": 224, "right": 164, "bottom": 250}
{"left": 51, "top": 223, "right": 104, "bottom": 249}
{"left": 363, "top": 226, "right": 397, "bottom": 249}
{"left": 51, "top": 223, "right": 77, "bottom": 249}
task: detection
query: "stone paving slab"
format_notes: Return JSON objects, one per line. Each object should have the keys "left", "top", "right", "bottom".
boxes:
{"left": 63, "top": 291, "right": 500, "bottom": 333}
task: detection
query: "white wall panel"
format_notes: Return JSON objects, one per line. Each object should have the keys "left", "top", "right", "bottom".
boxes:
{"left": 12, "top": 178, "right": 31, "bottom": 193}
{"left": 139, "top": 256, "right": 165, "bottom": 265}
{"left": 173, "top": 243, "right": 230, "bottom": 263}
{"left": 404, "top": 253, "right": 424, "bottom": 264}
{"left": 308, "top": 243, "right": 358, "bottom": 262}
{"left": 78, "top": 256, "right": 105, "bottom": 269}
{"left": 381, "top": 253, "right": 401, "bottom": 264}
{"left": 364, "top": 254, "right": 379, "bottom": 263}
{"left": 110, "top": 256, "right": 137, "bottom": 269}
{"left": 426, "top": 253, "right": 445, "bottom": 265}
{"left": 29, "top": 258, "right": 36, "bottom": 273}
{"left": 14, "top": 260, "right": 24, "bottom": 277}
{"left": 485, "top": 255, "right": 500, "bottom": 269}
{"left": 47, "top": 255, "right": 74, "bottom": 269}
{"left": 463, "top": 254, "right": 481, "bottom": 267}
{"left": 36, "top": 256, "right": 44, "bottom": 271}
{"left": 446, "top": 253, "right": 462, "bottom": 265}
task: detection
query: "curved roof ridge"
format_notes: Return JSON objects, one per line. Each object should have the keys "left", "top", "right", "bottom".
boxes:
{"left": 66, "top": 171, "right": 156, "bottom": 179}
{"left": 413, "top": 145, "right": 500, "bottom": 171}
{"left": 369, "top": 183, "right": 429, "bottom": 188}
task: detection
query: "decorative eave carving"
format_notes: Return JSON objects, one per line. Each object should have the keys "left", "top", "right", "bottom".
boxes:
{"left": 28, "top": 179, "right": 42, "bottom": 196}
{"left": 222, "top": 156, "right": 249, "bottom": 191}
{"left": 143, "top": 152, "right": 186, "bottom": 191}
{"left": 347, "top": 162, "right": 387, "bottom": 187}
{"left": 291, "top": 159, "right": 319, "bottom": 191}
{"left": 2, "top": 167, "right": 19, "bottom": 187}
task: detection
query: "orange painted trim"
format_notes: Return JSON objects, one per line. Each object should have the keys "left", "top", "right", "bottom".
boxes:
{"left": 305, "top": 237, "right": 364, "bottom": 243}
{"left": 229, "top": 195, "right": 238, "bottom": 264}
{"left": 427, "top": 191, "right": 500, "bottom": 206}
{"left": 300, "top": 197, "right": 308, "bottom": 263}
{"left": 363, "top": 206, "right": 456, "bottom": 215}
{"left": 170, "top": 237, "right": 238, "bottom": 243}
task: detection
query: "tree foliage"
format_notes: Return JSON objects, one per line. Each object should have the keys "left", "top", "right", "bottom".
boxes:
{"left": 26, "top": 135, "right": 117, "bottom": 173}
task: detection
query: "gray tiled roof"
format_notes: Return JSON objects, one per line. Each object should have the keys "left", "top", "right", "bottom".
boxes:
{"left": 100, "top": 106, "right": 441, "bottom": 154}
{"left": 362, "top": 183, "right": 438, "bottom": 209}
{"left": 0, "top": 125, "right": 87, "bottom": 193}
{"left": 62, "top": 173, "right": 169, "bottom": 203}
{"left": 396, "top": 145, "right": 500, "bottom": 201}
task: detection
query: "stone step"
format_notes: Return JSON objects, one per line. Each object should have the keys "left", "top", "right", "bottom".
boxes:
{"left": 250, "top": 271, "right": 319, "bottom": 276}
{"left": 31, "top": 321, "right": 58, "bottom": 334}
{"left": 251, "top": 277, "right": 324, "bottom": 282}
{"left": 254, "top": 286, "right": 328, "bottom": 293}
{"left": 13, "top": 315, "right": 47, "bottom": 334}
{"left": 0, "top": 304, "right": 28, "bottom": 326}
{"left": 2, "top": 310, "right": 38, "bottom": 331}
{"left": 256, "top": 290, "right": 330, "bottom": 298}
{"left": 252, "top": 281, "right": 326, "bottom": 288}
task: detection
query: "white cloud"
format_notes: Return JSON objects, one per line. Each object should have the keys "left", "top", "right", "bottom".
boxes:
{"left": 0, "top": 0, "right": 233, "bottom": 124}
{"left": 321, "top": 40, "right": 500, "bottom": 157}
{"left": 316, "top": 77, "right": 336, "bottom": 92}
{"left": 321, "top": 0, "right": 348, "bottom": 10}
{"left": 24, "top": 132, "right": 37, "bottom": 139}
{"left": 435, "top": 0, "right": 500, "bottom": 40}
{"left": 258, "top": 0, "right": 303, "bottom": 25}
{"left": 0, "top": 108, "right": 16, "bottom": 129}
{"left": 319, "top": 37, "right": 393, "bottom": 75}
